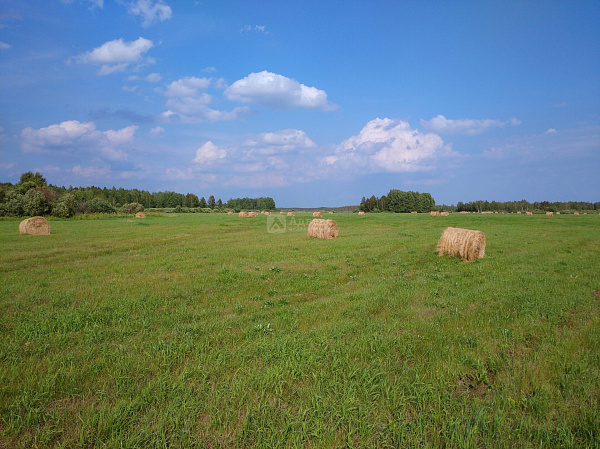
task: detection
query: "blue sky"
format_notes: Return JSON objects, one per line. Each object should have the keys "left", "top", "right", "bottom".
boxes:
{"left": 1, "top": 0, "right": 598, "bottom": 207}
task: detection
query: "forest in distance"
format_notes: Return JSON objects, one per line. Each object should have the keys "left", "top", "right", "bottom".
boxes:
{"left": 1, "top": 171, "right": 598, "bottom": 218}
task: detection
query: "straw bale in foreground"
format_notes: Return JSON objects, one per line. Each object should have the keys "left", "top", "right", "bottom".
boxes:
{"left": 358, "top": 211, "right": 365, "bottom": 216}
{"left": 307, "top": 219, "right": 338, "bottom": 239}
{"left": 287, "top": 212, "right": 295, "bottom": 217}
{"left": 437, "top": 227, "right": 485, "bottom": 261}
{"left": 430, "top": 211, "right": 440, "bottom": 217}
{"left": 526, "top": 211, "right": 533, "bottom": 216}
{"left": 228, "top": 211, "right": 234, "bottom": 215}
{"left": 239, "top": 211, "right": 250, "bottom": 217}
{"left": 135, "top": 212, "right": 146, "bottom": 218}
{"left": 546, "top": 212, "right": 553, "bottom": 216}
{"left": 19, "top": 216, "right": 50, "bottom": 235}
{"left": 312, "top": 211, "right": 323, "bottom": 218}
{"left": 440, "top": 212, "right": 450, "bottom": 217}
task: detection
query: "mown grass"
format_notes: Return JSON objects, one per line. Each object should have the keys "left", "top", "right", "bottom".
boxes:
{"left": 1, "top": 212, "right": 599, "bottom": 448}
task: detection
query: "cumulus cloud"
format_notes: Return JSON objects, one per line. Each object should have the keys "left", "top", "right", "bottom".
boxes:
{"left": 74, "top": 37, "right": 154, "bottom": 75}
{"left": 242, "top": 129, "right": 316, "bottom": 155}
{"left": 21, "top": 120, "right": 137, "bottom": 161}
{"left": 165, "top": 77, "right": 211, "bottom": 97}
{"left": 324, "top": 118, "right": 455, "bottom": 173}
{"left": 149, "top": 126, "right": 165, "bottom": 137}
{"left": 420, "top": 115, "right": 521, "bottom": 135}
{"left": 240, "top": 25, "right": 271, "bottom": 35}
{"left": 160, "top": 76, "right": 250, "bottom": 123}
{"left": 224, "top": 71, "right": 337, "bottom": 110}
{"left": 129, "top": 0, "right": 172, "bottom": 27}
{"left": 193, "top": 141, "right": 227, "bottom": 165}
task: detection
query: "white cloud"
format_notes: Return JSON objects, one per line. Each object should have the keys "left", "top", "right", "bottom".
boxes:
{"left": 129, "top": 0, "right": 172, "bottom": 27}
{"left": 165, "top": 77, "right": 211, "bottom": 97}
{"left": 160, "top": 76, "right": 250, "bottom": 123}
{"left": 145, "top": 72, "right": 162, "bottom": 82}
{"left": 0, "top": 42, "right": 11, "bottom": 50}
{"left": 545, "top": 128, "right": 557, "bottom": 134}
{"left": 224, "top": 71, "right": 337, "bottom": 110}
{"left": 21, "top": 120, "right": 137, "bottom": 161}
{"left": 420, "top": 115, "right": 521, "bottom": 135}
{"left": 242, "top": 129, "right": 316, "bottom": 155}
{"left": 324, "top": 118, "right": 456, "bottom": 173}
{"left": 149, "top": 126, "right": 165, "bottom": 136}
{"left": 72, "top": 165, "right": 109, "bottom": 178}
{"left": 240, "top": 25, "right": 271, "bottom": 35}
{"left": 193, "top": 141, "right": 227, "bottom": 164}
{"left": 122, "top": 85, "right": 139, "bottom": 92}
{"left": 74, "top": 37, "right": 154, "bottom": 75}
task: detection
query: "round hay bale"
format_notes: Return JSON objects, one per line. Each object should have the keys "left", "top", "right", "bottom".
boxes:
{"left": 546, "top": 212, "right": 553, "bottom": 216}
{"left": 526, "top": 211, "right": 533, "bottom": 216}
{"left": 437, "top": 227, "right": 485, "bottom": 261}
{"left": 19, "top": 216, "right": 50, "bottom": 235}
{"left": 430, "top": 211, "right": 440, "bottom": 217}
{"left": 135, "top": 212, "right": 146, "bottom": 218}
{"left": 228, "top": 211, "right": 234, "bottom": 215}
{"left": 239, "top": 211, "right": 250, "bottom": 217}
{"left": 517, "top": 211, "right": 522, "bottom": 214}
{"left": 358, "top": 211, "right": 365, "bottom": 216}
{"left": 307, "top": 219, "right": 339, "bottom": 239}
{"left": 249, "top": 212, "right": 258, "bottom": 217}
{"left": 574, "top": 212, "right": 579, "bottom": 215}
{"left": 287, "top": 212, "right": 295, "bottom": 217}
{"left": 329, "top": 211, "right": 334, "bottom": 214}
{"left": 312, "top": 211, "right": 323, "bottom": 218}
{"left": 440, "top": 212, "right": 450, "bottom": 217}
{"left": 280, "top": 211, "right": 285, "bottom": 215}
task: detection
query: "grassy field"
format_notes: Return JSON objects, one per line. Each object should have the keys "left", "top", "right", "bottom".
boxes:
{"left": 1, "top": 212, "right": 599, "bottom": 448}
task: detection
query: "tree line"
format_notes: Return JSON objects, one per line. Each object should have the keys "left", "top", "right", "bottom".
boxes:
{"left": 0, "top": 172, "right": 276, "bottom": 217}
{"left": 360, "top": 190, "right": 435, "bottom": 213}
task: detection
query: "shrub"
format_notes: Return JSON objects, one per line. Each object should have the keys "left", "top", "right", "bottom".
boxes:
{"left": 86, "top": 198, "right": 116, "bottom": 214}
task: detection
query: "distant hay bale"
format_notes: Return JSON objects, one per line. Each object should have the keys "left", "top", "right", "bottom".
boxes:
{"left": 239, "top": 211, "right": 250, "bottom": 217}
{"left": 249, "top": 212, "right": 258, "bottom": 217}
{"left": 264, "top": 212, "right": 272, "bottom": 216}
{"left": 556, "top": 212, "right": 561, "bottom": 215}
{"left": 313, "top": 212, "right": 323, "bottom": 218}
{"left": 287, "top": 212, "right": 295, "bottom": 217}
{"left": 329, "top": 211, "right": 334, "bottom": 214}
{"left": 460, "top": 211, "right": 470, "bottom": 214}
{"left": 526, "top": 212, "right": 533, "bottom": 216}
{"left": 135, "top": 212, "right": 146, "bottom": 218}
{"left": 574, "top": 212, "right": 579, "bottom": 215}
{"left": 411, "top": 211, "right": 417, "bottom": 214}
{"left": 358, "top": 211, "right": 365, "bottom": 216}
{"left": 440, "top": 212, "right": 450, "bottom": 217}
{"left": 437, "top": 227, "right": 485, "bottom": 262}
{"left": 307, "top": 219, "right": 339, "bottom": 239}
{"left": 546, "top": 212, "right": 553, "bottom": 216}
{"left": 228, "top": 211, "right": 234, "bottom": 215}
{"left": 280, "top": 212, "right": 285, "bottom": 215}
{"left": 517, "top": 211, "right": 521, "bottom": 214}
{"left": 430, "top": 211, "right": 440, "bottom": 217}
{"left": 19, "top": 216, "right": 50, "bottom": 235}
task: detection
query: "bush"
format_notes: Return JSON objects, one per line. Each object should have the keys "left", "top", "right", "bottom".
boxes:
{"left": 86, "top": 198, "right": 116, "bottom": 214}
{"left": 121, "top": 202, "right": 144, "bottom": 214}
{"left": 52, "top": 193, "right": 78, "bottom": 218}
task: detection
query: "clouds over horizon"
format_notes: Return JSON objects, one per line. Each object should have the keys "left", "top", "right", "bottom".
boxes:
{"left": 421, "top": 115, "right": 521, "bottom": 135}
{"left": 73, "top": 37, "right": 154, "bottom": 75}
{"left": 323, "top": 118, "right": 457, "bottom": 174}
{"left": 21, "top": 120, "right": 138, "bottom": 162}
{"left": 129, "top": 0, "right": 172, "bottom": 27}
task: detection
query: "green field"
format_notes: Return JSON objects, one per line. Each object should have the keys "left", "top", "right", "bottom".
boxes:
{"left": 1, "top": 212, "right": 599, "bottom": 448}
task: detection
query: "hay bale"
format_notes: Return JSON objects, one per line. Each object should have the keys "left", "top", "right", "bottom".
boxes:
{"left": 430, "top": 211, "right": 440, "bottom": 217}
{"left": 526, "top": 211, "right": 533, "bottom": 216}
{"left": 249, "top": 212, "right": 258, "bottom": 217}
{"left": 411, "top": 211, "right": 417, "bottom": 214}
{"left": 307, "top": 219, "right": 339, "bottom": 239}
{"left": 460, "top": 211, "right": 470, "bottom": 214}
{"left": 574, "top": 212, "right": 579, "bottom": 215}
{"left": 440, "top": 212, "right": 450, "bottom": 217}
{"left": 517, "top": 211, "right": 522, "bottom": 214}
{"left": 239, "top": 211, "right": 250, "bottom": 217}
{"left": 329, "top": 211, "right": 334, "bottom": 214}
{"left": 280, "top": 212, "right": 285, "bottom": 215}
{"left": 312, "top": 211, "right": 323, "bottom": 218}
{"left": 19, "top": 216, "right": 50, "bottom": 235}
{"left": 135, "top": 212, "right": 146, "bottom": 218}
{"left": 228, "top": 211, "right": 234, "bottom": 215}
{"left": 287, "top": 212, "right": 295, "bottom": 217}
{"left": 437, "top": 227, "right": 485, "bottom": 261}
{"left": 546, "top": 212, "right": 553, "bottom": 216}
{"left": 358, "top": 211, "right": 365, "bottom": 216}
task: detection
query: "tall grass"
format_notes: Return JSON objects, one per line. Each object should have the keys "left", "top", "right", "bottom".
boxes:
{"left": 1, "top": 213, "right": 599, "bottom": 448}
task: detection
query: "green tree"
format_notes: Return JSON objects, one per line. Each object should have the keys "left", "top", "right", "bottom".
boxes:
{"left": 208, "top": 195, "right": 216, "bottom": 209}
{"left": 199, "top": 197, "right": 207, "bottom": 208}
